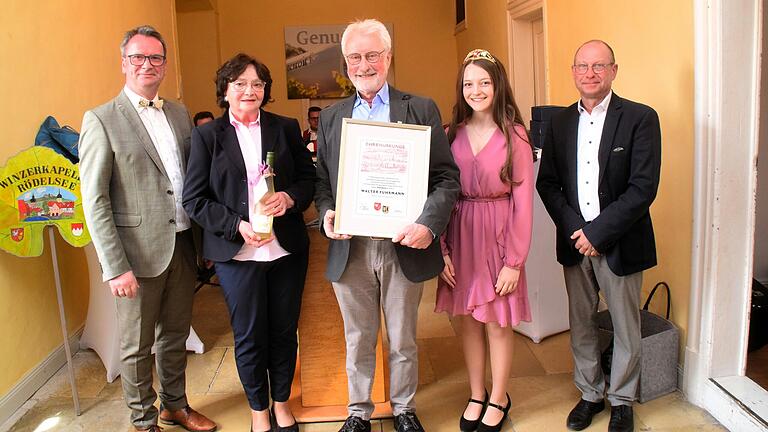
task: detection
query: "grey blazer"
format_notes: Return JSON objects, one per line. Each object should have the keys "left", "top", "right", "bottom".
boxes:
{"left": 79, "top": 91, "right": 194, "bottom": 281}
{"left": 315, "top": 86, "right": 460, "bottom": 282}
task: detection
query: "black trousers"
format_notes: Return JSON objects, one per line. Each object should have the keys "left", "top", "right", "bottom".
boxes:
{"left": 215, "top": 252, "right": 308, "bottom": 410}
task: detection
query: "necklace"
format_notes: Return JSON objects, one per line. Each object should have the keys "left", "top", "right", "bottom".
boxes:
{"left": 466, "top": 122, "right": 497, "bottom": 155}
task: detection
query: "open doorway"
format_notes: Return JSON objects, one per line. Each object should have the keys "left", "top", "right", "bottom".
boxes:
{"left": 685, "top": 0, "right": 768, "bottom": 430}
{"left": 506, "top": 0, "right": 545, "bottom": 124}
{"left": 746, "top": 0, "right": 768, "bottom": 390}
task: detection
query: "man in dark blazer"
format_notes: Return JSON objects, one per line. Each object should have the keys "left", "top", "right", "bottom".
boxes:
{"left": 537, "top": 40, "right": 661, "bottom": 432}
{"left": 79, "top": 26, "right": 216, "bottom": 432}
{"left": 315, "top": 19, "right": 459, "bottom": 432}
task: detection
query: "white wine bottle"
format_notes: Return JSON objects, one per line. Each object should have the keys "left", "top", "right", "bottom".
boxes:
{"left": 252, "top": 151, "right": 275, "bottom": 238}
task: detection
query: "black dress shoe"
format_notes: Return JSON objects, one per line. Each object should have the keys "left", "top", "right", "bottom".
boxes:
{"left": 608, "top": 405, "right": 634, "bottom": 432}
{"left": 566, "top": 399, "right": 605, "bottom": 431}
{"left": 476, "top": 393, "right": 511, "bottom": 432}
{"left": 338, "top": 416, "right": 371, "bottom": 432}
{"left": 460, "top": 390, "right": 489, "bottom": 431}
{"left": 394, "top": 412, "right": 425, "bottom": 432}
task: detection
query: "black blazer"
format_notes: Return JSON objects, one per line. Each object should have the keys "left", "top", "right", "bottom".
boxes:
{"left": 314, "top": 86, "right": 460, "bottom": 283}
{"left": 536, "top": 93, "right": 661, "bottom": 276}
{"left": 182, "top": 110, "right": 316, "bottom": 262}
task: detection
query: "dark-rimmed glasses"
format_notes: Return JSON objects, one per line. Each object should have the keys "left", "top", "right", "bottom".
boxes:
{"left": 125, "top": 54, "right": 166, "bottom": 67}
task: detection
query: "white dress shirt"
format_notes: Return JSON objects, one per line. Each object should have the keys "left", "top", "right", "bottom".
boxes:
{"left": 228, "top": 110, "right": 289, "bottom": 262}
{"left": 576, "top": 91, "right": 613, "bottom": 222}
{"left": 123, "top": 86, "right": 190, "bottom": 231}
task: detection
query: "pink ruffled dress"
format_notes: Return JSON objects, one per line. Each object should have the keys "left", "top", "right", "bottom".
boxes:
{"left": 435, "top": 124, "right": 534, "bottom": 327}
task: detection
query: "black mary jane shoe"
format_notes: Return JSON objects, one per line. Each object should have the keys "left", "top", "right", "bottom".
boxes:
{"left": 476, "top": 393, "right": 511, "bottom": 432}
{"left": 460, "top": 390, "right": 489, "bottom": 431}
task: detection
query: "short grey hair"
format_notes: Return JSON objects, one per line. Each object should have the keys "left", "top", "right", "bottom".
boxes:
{"left": 120, "top": 25, "right": 166, "bottom": 56}
{"left": 340, "top": 19, "right": 391, "bottom": 55}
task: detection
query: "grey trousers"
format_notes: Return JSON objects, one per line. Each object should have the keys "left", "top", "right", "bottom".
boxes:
{"left": 563, "top": 255, "right": 642, "bottom": 406}
{"left": 332, "top": 237, "right": 424, "bottom": 419}
{"left": 116, "top": 230, "right": 197, "bottom": 428}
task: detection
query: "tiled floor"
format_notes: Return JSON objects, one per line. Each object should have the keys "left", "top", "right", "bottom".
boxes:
{"left": 2, "top": 233, "right": 727, "bottom": 431}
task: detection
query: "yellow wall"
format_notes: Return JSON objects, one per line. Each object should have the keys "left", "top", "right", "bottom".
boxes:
{"left": 177, "top": 6, "right": 221, "bottom": 118}
{"left": 178, "top": 0, "right": 457, "bottom": 124}
{"left": 0, "top": 0, "right": 181, "bottom": 397}
{"left": 545, "top": 1, "right": 695, "bottom": 344}
{"left": 455, "top": 0, "right": 510, "bottom": 67}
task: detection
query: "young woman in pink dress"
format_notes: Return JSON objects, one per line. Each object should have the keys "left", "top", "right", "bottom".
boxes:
{"left": 436, "top": 49, "right": 535, "bottom": 432}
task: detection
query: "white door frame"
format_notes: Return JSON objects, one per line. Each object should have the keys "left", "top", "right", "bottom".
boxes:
{"left": 685, "top": 0, "right": 768, "bottom": 430}
{"left": 507, "top": 0, "right": 545, "bottom": 124}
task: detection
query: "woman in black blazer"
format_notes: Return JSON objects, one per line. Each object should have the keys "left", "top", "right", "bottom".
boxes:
{"left": 182, "top": 53, "right": 315, "bottom": 432}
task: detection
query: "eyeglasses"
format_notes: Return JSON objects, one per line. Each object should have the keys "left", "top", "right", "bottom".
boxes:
{"left": 308, "top": 116, "right": 320, "bottom": 121}
{"left": 464, "top": 49, "right": 497, "bottom": 64}
{"left": 572, "top": 63, "right": 614, "bottom": 74}
{"left": 230, "top": 80, "right": 266, "bottom": 92}
{"left": 125, "top": 54, "right": 166, "bottom": 67}
{"left": 345, "top": 49, "right": 387, "bottom": 65}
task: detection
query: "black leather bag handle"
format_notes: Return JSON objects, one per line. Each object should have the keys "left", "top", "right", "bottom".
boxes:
{"left": 643, "top": 281, "right": 671, "bottom": 319}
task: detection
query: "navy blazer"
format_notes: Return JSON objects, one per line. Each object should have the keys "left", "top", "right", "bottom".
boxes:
{"left": 182, "top": 110, "right": 316, "bottom": 262}
{"left": 314, "top": 86, "right": 460, "bottom": 283}
{"left": 536, "top": 93, "right": 661, "bottom": 276}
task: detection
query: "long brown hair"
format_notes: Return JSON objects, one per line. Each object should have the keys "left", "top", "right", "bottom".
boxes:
{"left": 448, "top": 50, "right": 534, "bottom": 185}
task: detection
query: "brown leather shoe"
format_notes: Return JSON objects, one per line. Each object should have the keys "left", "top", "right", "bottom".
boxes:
{"left": 159, "top": 405, "right": 217, "bottom": 432}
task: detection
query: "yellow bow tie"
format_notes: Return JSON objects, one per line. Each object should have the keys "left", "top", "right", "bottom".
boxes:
{"left": 138, "top": 98, "right": 164, "bottom": 109}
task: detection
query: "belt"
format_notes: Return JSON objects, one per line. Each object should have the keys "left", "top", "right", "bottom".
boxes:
{"left": 459, "top": 195, "right": 509, "bottom": 202}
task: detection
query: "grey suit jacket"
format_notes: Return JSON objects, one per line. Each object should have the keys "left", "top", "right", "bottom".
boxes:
{"left": 79, "top": 91, "right": 194, "bottom": 281}
{"left": 315, "top": 86, "right": 460, "bottom": 282}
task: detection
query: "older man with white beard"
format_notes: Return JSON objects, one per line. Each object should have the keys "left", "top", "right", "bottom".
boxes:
{"left": 314, "top": 18, "right": 460, "bottom": 432}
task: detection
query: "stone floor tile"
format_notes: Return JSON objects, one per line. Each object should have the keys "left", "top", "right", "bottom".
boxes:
{"left": 523, "top": 331, "right": 574, "bottom": 375}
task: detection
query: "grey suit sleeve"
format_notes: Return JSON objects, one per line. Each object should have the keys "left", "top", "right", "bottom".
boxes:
{"left": 79, "top": 111, "right": 131, "bottom": 281}
{"left": 414, "top": 99, "right": 460, "bottom": 236}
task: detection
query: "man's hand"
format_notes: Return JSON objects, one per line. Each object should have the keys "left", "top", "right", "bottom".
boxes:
{"left": 109, "top": 271, "right": 140, "bottom": 299}
{"left": 323, "top": 210, "right": 352, "bottom": 240}
{"left": 440, "top": 254, "right": 456, "bottom": 288}
{"left": 392, "top": 223, "right": 432, "bottom": 249}
{"left": 239, "top": 220, "right": 275, "bottom": 247}
{"left": 262, "top": 191, "right": 294, "bottom": 217}
{"left": 495, "top": 266, "right": 520, "bottom": 296}
{"left": 571, "top": 229, "right": 600, "bottom": 256}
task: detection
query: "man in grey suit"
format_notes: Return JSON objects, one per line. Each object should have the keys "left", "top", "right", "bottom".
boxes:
{"left": 79, "top": 25, "right": 216, "bottom": 432}
{"left": 315, "top": 18, "right": 460, "bottom": 432}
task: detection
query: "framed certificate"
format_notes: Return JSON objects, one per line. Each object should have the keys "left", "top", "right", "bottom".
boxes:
{"left": 334, "top": 118, "right": 431, "bottom": 238}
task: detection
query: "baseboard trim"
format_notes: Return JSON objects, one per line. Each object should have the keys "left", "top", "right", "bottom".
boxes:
{"left": 0, "top": 326, "right": 83, "bottom": 427}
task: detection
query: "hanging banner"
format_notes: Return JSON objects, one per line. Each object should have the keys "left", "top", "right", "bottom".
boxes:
{"left": 0, "top": 146, "right": 90, "bottom": 256}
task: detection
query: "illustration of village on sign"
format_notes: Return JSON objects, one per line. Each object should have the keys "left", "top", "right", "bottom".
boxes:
{"left": 16, "top": 187, "right": 77, "bottom": 222}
